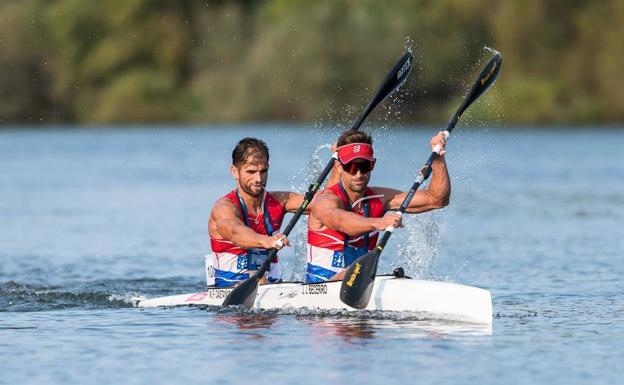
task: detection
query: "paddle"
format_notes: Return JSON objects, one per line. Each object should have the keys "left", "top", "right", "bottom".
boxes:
{"left": 340, "top": 50, "right": 503, "bottom": 309}
{"left": 222, "top": 51, "right": 414, "bottom": 308}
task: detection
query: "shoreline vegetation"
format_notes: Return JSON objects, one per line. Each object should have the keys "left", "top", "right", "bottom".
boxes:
{"left": 1, "top": 124, "right": 622, "bottom": 132}
{"left": 1, "top": 1, "right": 623, "bottom": 126}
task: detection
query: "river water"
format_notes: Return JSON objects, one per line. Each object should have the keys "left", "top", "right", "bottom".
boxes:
{"left": 1, "top": 126, "right": 623, "bottom": 385}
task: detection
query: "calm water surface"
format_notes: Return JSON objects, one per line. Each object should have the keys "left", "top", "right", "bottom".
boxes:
{"left": 1, "top": 126, "right": 623, "bottom": 385}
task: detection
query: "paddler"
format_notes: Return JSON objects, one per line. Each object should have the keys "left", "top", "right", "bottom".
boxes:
{"left": 306, "top": 129, "right": 450, "bottom": 283}
{"left": 208, "top": 137, "right": 306, "bottom": 287}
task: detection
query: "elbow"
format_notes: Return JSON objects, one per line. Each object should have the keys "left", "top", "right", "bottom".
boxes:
{"left": 431, "top": 194, "right": 450, "bottom": 209}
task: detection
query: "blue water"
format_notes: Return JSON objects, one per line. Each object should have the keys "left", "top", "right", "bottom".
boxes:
{"left": 1, "top": 126, "right": 623, "bottom": 385}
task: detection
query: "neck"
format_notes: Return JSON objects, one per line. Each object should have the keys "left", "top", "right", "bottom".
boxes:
{"left": 237, "top": 188, "right": 263, "bottom": 213}
{"left": 340, "top": 182, "right": 366, "bottom": 209}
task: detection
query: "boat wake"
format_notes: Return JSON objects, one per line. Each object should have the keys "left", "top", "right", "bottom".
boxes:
{"left": 0, "top": 277, "right": 203, "bottom": 312}
{"left": 494, "top": 310, "right": 539, "bottom": 319}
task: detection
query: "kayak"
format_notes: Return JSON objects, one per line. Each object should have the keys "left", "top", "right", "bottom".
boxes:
{"left": 136, "top": 275, "right": 492, "bottom": 326}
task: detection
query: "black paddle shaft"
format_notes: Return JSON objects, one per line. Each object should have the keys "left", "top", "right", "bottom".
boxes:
{"left": 222, "top": 51, "right": 414, "bottom": 307}
{"left": 243, "top": 153, "right": 336, "bottom": 285}
{"left": 340, "top": 51, "right": 502, "bottom": 309}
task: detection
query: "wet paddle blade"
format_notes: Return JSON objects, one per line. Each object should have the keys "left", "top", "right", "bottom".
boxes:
{"left": 339, "top": 248, "right": 381, "bottom": 309}
{"left": 351, "top": 51, "right": 414, "bottom": 130}
{"left": 457, "top": 52, "right": 503, "bottom": 118}
{"left": 222, "top": 275, "right": 259, "bottom": 309}
{"left": 372, "top": 51, "right": 414, "bottom": 107}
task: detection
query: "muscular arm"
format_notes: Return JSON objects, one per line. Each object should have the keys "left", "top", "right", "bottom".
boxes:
{"left": 271, "top": 190, "right": 325, "bottom": 214}
{"left": 311, "top": 193, "right": 388, "bottom": 237}
{"left": 210, "top": 199, "right": 274, "bottom": 249}
{"left": 271, "top": 191, "right": 305, "bottom": 213}
{"left": 379, "top": 155, "right": 451, "bottom": 213}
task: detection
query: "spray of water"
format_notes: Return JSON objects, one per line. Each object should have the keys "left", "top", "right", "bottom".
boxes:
{"left": 392, "top": 211, "right": 442, "bottom": 278}
{"left": 284, "top": 143, "right": 333, "bottom": 280}
{"left": 483, "top": 46, "right": 500, "bottom": 56}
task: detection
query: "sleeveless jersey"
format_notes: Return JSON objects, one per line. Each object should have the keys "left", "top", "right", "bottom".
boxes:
{"left": 209, "top": 190, "right": 285, "bottom": 287}
{"left": 306, "top": 183, "right": 385, "bottom": 283}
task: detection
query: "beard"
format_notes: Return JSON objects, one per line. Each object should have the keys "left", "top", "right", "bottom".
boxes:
{"left": 240, "top": 183, "right": 265, "bottom": 197}
{"left": 348, "top": 183, "right": 367, "bottom": 193}
{"left": 345, "top": 175, "right": 369, "bottom": 193}
{"left": 347, "top": 182, "right": 368, "bottom": 194}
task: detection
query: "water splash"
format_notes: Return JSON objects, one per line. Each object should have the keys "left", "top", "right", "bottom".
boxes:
{"left": 285, "top": 143, "right": 333, "bottom": 280}
{"left": 393, "top": 211, "right": 442, "bottom": 278}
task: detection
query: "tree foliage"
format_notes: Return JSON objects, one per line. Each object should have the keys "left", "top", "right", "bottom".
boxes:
{"left": 0, "top": 0, "right": 622, "bottom": 124}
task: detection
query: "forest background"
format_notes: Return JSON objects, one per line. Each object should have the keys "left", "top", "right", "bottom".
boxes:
{"left": 1, "top": 0, "right": 623, "bottom": 126}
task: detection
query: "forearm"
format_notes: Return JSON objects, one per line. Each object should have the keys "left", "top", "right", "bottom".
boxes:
{"left": 274, "top": 191, "right": 311, "bottom": 214}
{"left": 389, "top": 156, "right": 450, "bottom": 213}
{"left": 425, "top": 155, "right": 451, "bottom": 208}
{"left": 334, "top": 211, "right": 378, "bottom": 237}
{"left": 228, "top": 225, "right": 272, "bottom": 249}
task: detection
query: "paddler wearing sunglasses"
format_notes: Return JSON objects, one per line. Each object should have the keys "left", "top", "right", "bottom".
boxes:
{"left": 306, "top": 130, "right": 450, "bottom": 283}
{"left": 207, "top": 137, "right": 306, "bottom": 287}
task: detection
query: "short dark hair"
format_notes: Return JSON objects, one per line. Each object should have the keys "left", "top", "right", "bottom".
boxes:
{"left": 232, "top": 137, "right": 270, "bottom": 167}
{"left": 336, "top": 130, "right": 373, "bottom": 147}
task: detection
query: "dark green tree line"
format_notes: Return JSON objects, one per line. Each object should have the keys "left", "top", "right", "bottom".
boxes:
{"left": 0, "top": 0, "right": 622, "bottom": 125}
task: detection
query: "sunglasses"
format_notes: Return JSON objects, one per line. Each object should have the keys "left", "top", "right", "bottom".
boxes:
{"left": 341, "top": 159, "right": 375, "bottom": 175}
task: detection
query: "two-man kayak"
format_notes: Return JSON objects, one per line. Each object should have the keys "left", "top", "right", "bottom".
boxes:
{"left": 135, "top": 273, "right": 492, "bottom": 326}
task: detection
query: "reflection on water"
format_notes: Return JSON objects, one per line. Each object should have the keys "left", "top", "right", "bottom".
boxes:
{"left": 215, "top": 313, "right": 279, "bottom": 330}
{"left": 301, "top": 318, "right": 378, "bottom": 341}
{"left": 213, "top": 313, "right": 279, "bottom": 340}
{"left": 211, "top": 308, "right": 493, "bottom": 341}
{"left": 299, "top": 317, "right": 493, "bottom": 341}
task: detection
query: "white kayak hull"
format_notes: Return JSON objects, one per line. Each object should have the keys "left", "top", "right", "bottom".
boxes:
{"left": 136, "top": 276, "right": 493, "bottom": 326}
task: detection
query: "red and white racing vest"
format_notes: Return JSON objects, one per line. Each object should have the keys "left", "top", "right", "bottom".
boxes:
{"left": 306, "top": 183, "right": 384, "bottom": 283}
{"left": 208, "top": 190, "right": 285, "bottom": 287}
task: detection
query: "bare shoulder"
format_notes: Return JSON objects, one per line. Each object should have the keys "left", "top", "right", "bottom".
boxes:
{"left": 211, "top": 197, "right": 241, "bottom": 220}
{"left": 312, "top": 189, "right": 342, "bottom": 211}
{"left": 308, "top": 189, "right": 344, "bottom": 230}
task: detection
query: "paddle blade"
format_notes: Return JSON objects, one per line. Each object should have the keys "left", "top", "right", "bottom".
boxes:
{"left": 222, "top": 275, "right": 260, "bottom": 309}
{"left": 339, "top": 248, "right": 381, "bottom": 309}
{"left": 375, "top": 51, "right": 414, "bottom": 105}
{"left": 458, "top": 51, "right": 503, "bottom": 117}
{"left": 352, "top": 51, "right": 414, "bottom": 130}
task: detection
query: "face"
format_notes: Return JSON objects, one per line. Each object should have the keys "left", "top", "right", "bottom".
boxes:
{"left": 231, "top": 156, "right": 269, "bottom": 197}
{"left": 338, "top": 159, "right": 375, "bottom": 193}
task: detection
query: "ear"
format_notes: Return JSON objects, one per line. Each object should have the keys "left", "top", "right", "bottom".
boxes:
{"left": 337, "top": 161, "right": 348, "bottom": 179}
{"left": 230, "top": 164, "right": 239, "bottom": 181}
{"left": 335, "top": 160, "right": 344, "bottom": 174}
